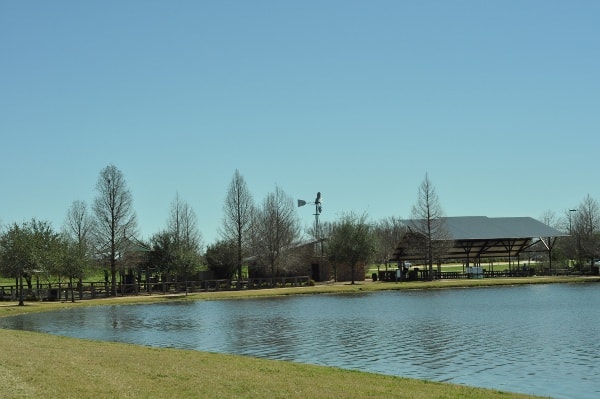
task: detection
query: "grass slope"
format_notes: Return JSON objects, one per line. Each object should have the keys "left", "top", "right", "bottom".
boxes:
{"left": 0, "top": 329, "right": 545, "bottom": 399}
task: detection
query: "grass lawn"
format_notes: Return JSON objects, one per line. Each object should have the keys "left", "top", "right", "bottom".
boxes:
{"left": 0, "top": 328, "right": 547, "bottom": 399}
{"left": 2, "top": 277, "right": 591, "bottom": 398}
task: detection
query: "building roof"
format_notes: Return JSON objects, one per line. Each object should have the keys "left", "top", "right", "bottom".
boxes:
{"left": 436, "top": 216, "right": 565, "bottom": 240}
{"left": 391, "top": 216, "right": 566, "bottom": 261}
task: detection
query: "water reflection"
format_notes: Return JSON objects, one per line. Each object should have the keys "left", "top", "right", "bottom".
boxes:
{"left": 1, "top": 284, "right": 599, "bottom": 399}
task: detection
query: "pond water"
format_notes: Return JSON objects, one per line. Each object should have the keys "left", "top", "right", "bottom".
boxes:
{"left": 1, "top": 283, "right": 599, "bottom": 398}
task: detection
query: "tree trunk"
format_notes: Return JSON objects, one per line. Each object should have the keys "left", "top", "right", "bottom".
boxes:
{"left": 70, "top": 276, "right": 75, "bottom": 303}
{"left": 111, "top": 265, "right": 117, "bottom": 296}
{"left": 18, "top": 274, "right": 24, "bottom": 306}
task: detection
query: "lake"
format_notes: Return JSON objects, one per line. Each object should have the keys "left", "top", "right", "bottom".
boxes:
{"left": 1, "top": 283, "right": 599, "bottom": 398}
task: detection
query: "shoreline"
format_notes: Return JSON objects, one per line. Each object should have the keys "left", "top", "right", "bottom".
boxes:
{"left": 1, "top": 275, "right": 599, "bottom": 317}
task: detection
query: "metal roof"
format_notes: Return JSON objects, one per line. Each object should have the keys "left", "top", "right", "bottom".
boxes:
{"left": 438, "top": 216, "right": 565, "bottom": 240}
{"left": 391, "top": 216, "right": 566, "bottom": 261}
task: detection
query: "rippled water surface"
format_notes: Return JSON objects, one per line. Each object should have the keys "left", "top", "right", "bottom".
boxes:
{"left": 1, "top": 283, "right": 599, "bottom": 398}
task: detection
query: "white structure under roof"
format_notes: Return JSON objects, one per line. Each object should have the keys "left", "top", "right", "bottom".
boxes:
{"left": 391, "top": 216, "right": 567, "bottom": 262}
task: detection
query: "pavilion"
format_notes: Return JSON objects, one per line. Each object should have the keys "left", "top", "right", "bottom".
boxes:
{"left": 389, "top": 216, "right": 567, "bottom": 277}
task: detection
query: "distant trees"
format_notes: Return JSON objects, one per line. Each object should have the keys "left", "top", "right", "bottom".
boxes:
{"left": 64, "top": 200, "right": 95, "bottom": 250}
{"left": 536, "top": 209, "right": 562, "bottom": 272}
{"left": 63, "top": 200, "right": 95, "bottom": 300}
{"left": 60, "top": 241, "right": 88, "bottom": 302}
{"left": 205, "top": 239, "right": 237, "bottom": 279}
{"left": 251, "top": 185, "right": 301, "bottom": 283}
{"left": 327, "top": 213, "right": 376, "bottom": 284}
{"left": 146, "top": 231, "right": 178, "bottom": 278}
{"left": 374, "top": 216, "right": 405, "bottom": 272}
{"left": 92, "top": 164, "right": 137, "bottom": 296}
{"left": 15, "top": 164, "right": 600, "bottom": 294}
{"left": 221, "top": 170, "right": 254, "bottom": 284}
{"left": 569, "top": 195, "right": 600, "bottom": 271}
{"left": 0, "top": 219, "right": 63, "bottom": 305}
{"left": 168, "top": 194, "right": 202, "bottom": 253}
{"left": 147, "top": 194, "right": 203, "bottom": 283}
{"left": 409, "top": 173, "right": 450, "bottom": 279}
{"left": 0, "top": 214, "right": 96, "bottom": 304}
{"left": 167, "top": 193, "right": 203, "bottom": 280}
{"left": 563, "top": 209, "right": 578, "bottom": 257}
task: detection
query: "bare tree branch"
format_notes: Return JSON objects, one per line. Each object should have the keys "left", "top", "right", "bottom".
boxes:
{"left": 221, "top": 170, "right": 254, "bottom": 283}
{"left": 251, "top": 185, "right": 301, "bottom": 284}
{"left": 92, "top": 164, "right": 137, "bottom": 296}
{"left": 409, "top": 173, "right": 450, "bottom": 279}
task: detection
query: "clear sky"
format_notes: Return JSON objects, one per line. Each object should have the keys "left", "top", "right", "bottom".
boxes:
{"left": 2, "top": 0, "right": 599, "bottom": 248}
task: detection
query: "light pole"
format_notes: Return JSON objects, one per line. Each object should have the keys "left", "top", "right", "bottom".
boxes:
{"left": 569, "top": 209, "right": 577, "bottom": 235}
{"left": 568, "top": 208, "right": 577, "bottom": 271}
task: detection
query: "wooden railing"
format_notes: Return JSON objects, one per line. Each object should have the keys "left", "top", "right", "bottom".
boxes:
{"left": 0, "top": 276, "right": 311, "bottom": 302}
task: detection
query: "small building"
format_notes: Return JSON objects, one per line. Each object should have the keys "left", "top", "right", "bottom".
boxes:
{"left": 247, "top": 238, "right": 329, "bottom": 282}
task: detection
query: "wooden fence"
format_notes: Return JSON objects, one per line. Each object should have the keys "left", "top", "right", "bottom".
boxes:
{"left": 0, "top": 276, "right": 311, "bottom": 302}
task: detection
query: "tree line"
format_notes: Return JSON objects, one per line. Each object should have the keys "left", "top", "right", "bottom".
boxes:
{"left": 540, "top": 195, "right": 600, "bottom": 272}
{"left": 2, "top": 166, "right": 597, "bottom": 305}
{"left": 0, "top": 165, "right": 402, "bottom": 300}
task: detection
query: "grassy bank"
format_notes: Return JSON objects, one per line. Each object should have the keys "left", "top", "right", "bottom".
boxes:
{"left": 2, "top": 276, "right": 589, "bottom": 398}
{"left": 0, "top": 329, "right": 545, "bottom": 399}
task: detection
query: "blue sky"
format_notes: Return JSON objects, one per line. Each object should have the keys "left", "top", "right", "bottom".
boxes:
{"left": 2, "top": 0, "right": 599, "bottom": 247}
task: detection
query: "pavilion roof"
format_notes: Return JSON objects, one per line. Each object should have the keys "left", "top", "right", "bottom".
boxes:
{"left": 391, "top": 216, "right": 566, "bottom": 261}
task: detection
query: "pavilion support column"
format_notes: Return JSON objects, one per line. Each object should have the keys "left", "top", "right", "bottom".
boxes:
{"left": 461, "top": 242, "right": 473, "bottom": 274}
{"left": 540, "top": 236, "right": 556, "bottom": 275}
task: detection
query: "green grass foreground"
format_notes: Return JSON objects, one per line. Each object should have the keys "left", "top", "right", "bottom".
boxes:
{"left": 0, "top": 330, "right": 544, "bottom": 399}
{"left": 2, "top": 276, "right": 592, "bottom": 398}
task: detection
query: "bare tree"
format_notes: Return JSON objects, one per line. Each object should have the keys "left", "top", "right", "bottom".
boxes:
{"left": 169, "top": 193, "right": 202, "bottom": 252}
{"left": 540, "top": 210, "right": 557, "bottom": 229}
{"left": 64, "top": 200, "right": 95, "bottom": 255}
{"left": 556, "top": 208, "right": 578, "bottom": 268}
{"left": 63, "top": 200, "right": 95, "bottom": 300}
{"left": 374, "top": 216, "right": 406, "bottom": 272}
{"left": 167, "top": 193, "right": 203, "bottom": 284}
{"left": 92, "top": 164, "right": 137, "bottom": 296}
{"left": 221, "top": 170, "right": 254, "bottom": 284}
{"left": 251, "top": 185, "right": 301, "bottom": 284}
{"left": 572, "top": 194, "right": 600, "bottom": 271}
{"left": 409, "top": 173, "right": 449, "bottom": 279}
{"left": 536, "top": 210, "right": 563, "bottom": 273}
